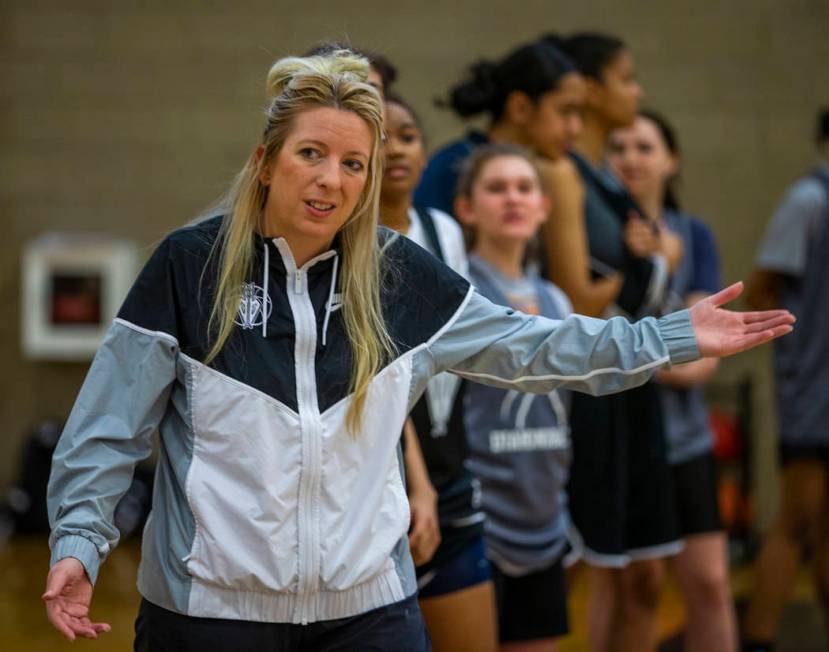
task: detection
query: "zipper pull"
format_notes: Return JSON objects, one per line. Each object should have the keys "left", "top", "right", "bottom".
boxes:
{"left": 294, "top": 269, "right": 302, "bottom": 294}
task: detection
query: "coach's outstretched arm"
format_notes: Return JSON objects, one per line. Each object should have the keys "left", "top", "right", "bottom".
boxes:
{"left": 428, "top": 282, "right": 793, "bottom": 395}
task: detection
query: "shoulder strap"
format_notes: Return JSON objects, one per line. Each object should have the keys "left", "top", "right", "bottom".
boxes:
{"left": 413, "top": 206, "right": 446, "bottom": 263}
{"left": 568, "top": 152, "right": 656, "bottom": 315}
{"left": 569, "top": 151, "right": 648, "bottom": 222}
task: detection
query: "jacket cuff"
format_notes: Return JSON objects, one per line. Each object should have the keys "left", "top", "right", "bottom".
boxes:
{"left": 657, "top": 309, "right": 700, "bottom": 364}
{"left": 50, "top": 534, "right": 103, "bottom": 585}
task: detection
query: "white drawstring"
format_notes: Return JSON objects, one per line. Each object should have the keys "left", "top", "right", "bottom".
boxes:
{"left": 262, "top": 241, "right": 270, "bottom": 338}
{"left": 321, "top": 253, "right": 339, "bottom": 347}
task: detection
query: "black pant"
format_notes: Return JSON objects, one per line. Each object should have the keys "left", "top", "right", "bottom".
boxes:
{"left": 134, "top": 595, "right": 431, "bottom": 652}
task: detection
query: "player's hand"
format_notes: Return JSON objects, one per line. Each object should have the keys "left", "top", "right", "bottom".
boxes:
{"left": 408, "top": 487, "right": 441, "bottom": 566}
{"left": 661, "top": 228, "right": 684, "bottom": 273}
{"left": 623, "top": 214, "right": 659, "bottom": 258}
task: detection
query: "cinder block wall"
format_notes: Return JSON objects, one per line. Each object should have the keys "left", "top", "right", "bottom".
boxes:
{"left": 3, "top": 0, "right": 828, "bottom": 527}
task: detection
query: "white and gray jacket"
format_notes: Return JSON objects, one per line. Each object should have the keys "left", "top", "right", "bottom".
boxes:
{"left": 48, "top": 216, "right": 699, "bottom": 624}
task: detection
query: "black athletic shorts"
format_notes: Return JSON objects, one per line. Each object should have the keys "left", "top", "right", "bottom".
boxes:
{"left": 779, "top": 442, "right": 829, "bottom": 467}
{"left": 491, "top": 558, "right": 569, "bottom": 643}
{"left": 672, "top": 451, "right": 722, "bottom": 537}
{"left": 134, "top": 594, "right": 431, "bottom": 652}
{"left": 568, "top": 383, "right": 681, "bottom": 566}
{"left": 417, "top": 534, "right": 491, "bottom": 599}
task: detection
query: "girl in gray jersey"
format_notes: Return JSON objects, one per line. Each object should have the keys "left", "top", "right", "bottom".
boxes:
{"left": 456, "top": 144, "right": 577, "bottom": 650}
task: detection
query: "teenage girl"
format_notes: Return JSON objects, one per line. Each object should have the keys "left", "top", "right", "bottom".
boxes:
{"left": 42, "top": 49, "right": 791, "bottom": 650}
{"left": 456, "top": 143, "right": 575, "bottom": 652}
{"left": 380, "top": 93, "right": 497, "bottom": 652}
{"left": 608, "top": 109, "right": 737, "bottom": 652}
{"left": 414, "top": 40, "right": 584, "bottom": 217}
{"left": 540, "top": 32, "right": 683, "bottom": 652}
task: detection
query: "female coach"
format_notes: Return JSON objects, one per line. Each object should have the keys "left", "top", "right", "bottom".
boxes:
{"left": 43, "top": 49, "right": 792, "bottom": 651}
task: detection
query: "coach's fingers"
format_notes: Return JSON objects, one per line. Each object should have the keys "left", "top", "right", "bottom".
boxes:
{"left": 45, "top": 602, "right": 76, "bottom": 641}
{"left": 707, "top": 282, "right": 743, "bottom": 308}
{"left": 741, "top": 309, "right": 793, "bottom": 325}
{"left": 743, "top": 313, "right": 796, "bottom": 334}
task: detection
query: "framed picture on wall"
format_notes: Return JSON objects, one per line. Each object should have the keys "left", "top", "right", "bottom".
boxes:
{"left": 21, "top": 234, "right": 138, "bottom": 360}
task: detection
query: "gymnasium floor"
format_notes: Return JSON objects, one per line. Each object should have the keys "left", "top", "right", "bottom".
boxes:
{"left": 3, "top": 535, "right": 825, "bottom": 651}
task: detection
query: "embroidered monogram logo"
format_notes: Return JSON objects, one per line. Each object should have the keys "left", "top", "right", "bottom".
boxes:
{"left": 235, "top": 282, "right": 272, "bottom": 330}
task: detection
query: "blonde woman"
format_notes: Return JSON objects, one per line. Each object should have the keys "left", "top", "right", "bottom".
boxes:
{"left": 43, "top": 50, "right": 793, "bottom": 651}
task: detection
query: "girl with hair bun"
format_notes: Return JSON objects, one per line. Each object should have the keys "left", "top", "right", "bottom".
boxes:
{"left": 41, "top": 48, "right": 791, "bottom": 650}
{"left": 414, "top": 40, "right": 584, "bottom": 216}
{"left": 539, "top": 32, "right": 686, "bottom": 652}
{"left": 608, "top": 109, "right": 737, "bottom": 652}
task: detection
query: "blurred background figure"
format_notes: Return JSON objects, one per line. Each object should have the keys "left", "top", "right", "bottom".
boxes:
{"left": 608, "top": 109, "right": 737, "bottom": 652}
{"left": 741, "top": 109, "right": 829, "bottom": 652}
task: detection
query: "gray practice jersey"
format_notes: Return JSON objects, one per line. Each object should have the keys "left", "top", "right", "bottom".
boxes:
{"left": 464, "top": 255, "right": 574, "bottom": 575}
{"left": 756, "top": 164, "right": 829, "bottom": 443}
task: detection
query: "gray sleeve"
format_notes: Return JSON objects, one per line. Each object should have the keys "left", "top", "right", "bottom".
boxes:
{"left": 420, "top": 289, "right": 698, "bottom": 397}
{"left": 47, "top": 319, "right": 178, "bottom": 584}
{"left": 756, "top": 179, "right": 827, "bottom": 276}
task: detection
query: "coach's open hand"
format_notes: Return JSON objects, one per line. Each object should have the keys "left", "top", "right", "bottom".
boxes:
{"left": 689, "top": 282, "right": 795, "bottom": 358}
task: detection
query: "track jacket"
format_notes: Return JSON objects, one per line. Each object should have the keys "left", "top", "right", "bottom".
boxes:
{"left": 47, "top": 215, "right": 699, "bottom": 625}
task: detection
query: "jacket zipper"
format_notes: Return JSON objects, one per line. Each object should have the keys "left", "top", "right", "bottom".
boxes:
{"left": 277, "top": 242, "right": 330, "bottom": 625}
{"left": 295, "top": 269, "right": 321, "bottom": 624}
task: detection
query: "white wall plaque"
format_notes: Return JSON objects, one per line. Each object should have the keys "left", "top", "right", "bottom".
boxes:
{"left": 21, "top": 234, "right": 139, "bottom": 360}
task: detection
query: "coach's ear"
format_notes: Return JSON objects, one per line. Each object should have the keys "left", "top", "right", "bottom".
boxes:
{"left": 256, "top": 145, "right": 270, "bottom": 186}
